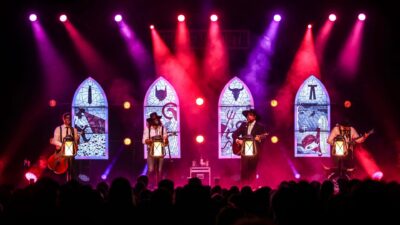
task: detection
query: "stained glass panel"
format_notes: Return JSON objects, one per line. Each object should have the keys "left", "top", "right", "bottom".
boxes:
{"left": 72, "top": 77, "right": 108, "bottom": 159}
{"left": 144, "top": 77, "right": 180, "bottom": 158}
{"left": 218, "top": 77, "right": 254, "bottom": 158}
{"left": 294, "top": 75, "right": 330, "bottom": 157}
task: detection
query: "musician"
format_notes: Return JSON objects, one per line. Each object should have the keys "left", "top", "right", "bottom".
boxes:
{"left": 232, "top": 109, "right": 267, "bottom": 186}
{"left": 142, "top": 112, "right": 168, "bottom": 187}
{"left": 326, "top": 119, "right": 372, "bottom": 178}
{"left": 49, "top": 112, "right": 80, "bottom": 182}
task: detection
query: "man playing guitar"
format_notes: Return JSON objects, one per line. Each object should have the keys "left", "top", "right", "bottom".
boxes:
{"left": 48, "top": 112, "right": 80, "bottom": 179}
{"left": 232, "top": 109, "right": 268, "bottom": 186}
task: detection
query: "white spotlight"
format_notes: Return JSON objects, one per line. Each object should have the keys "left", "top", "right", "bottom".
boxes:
{"left": 114, "top": 14, "right": 122, "bottom": 22}
{"left": 29, "top": 14, "right": 37, "bottom": 22}
{"left": 59, "top": 14, "right": 67, "bottom": 22}
{"left": 210, "top": 14, "right": 218, "bottom": 22}
{"left": 273, "top": 14, "right": 281, "bottom": 22}
{"left": 358, "top": 13, "right": 366, "bottom": 21}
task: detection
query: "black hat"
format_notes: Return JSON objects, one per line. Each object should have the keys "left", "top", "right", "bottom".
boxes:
{"left": 242, "top": 109, "right": 259, "bottom": 118}
{"left": 146, "top": 112, "right": 162, "bottom": 124}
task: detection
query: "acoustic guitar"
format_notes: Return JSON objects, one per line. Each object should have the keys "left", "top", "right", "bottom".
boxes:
{"left": 48, "top": 135, "right": 78, "bottom": 174}
{"left": 232, "top": 132, "right": 269, "bottom": 156}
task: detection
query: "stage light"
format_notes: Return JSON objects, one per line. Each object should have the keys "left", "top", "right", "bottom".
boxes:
{"left": 49, "top": 99, "right": 57, "bottom": 107}
{"left": 124, "top": 138, "right": 132, "bottom": 146}
{"left": 295, "top": 173, "right": 301, "bottom": 179}
{"left": 329, "top": 14, "right": 337, "bottom": 21}
{"left": 123, "top": 101, "right": 131, "bottom": 109}
{"left": 307, "top": 24, "right": 312, "bottom": 29}
{"left": 271, "top": 136, "right": 279, "bottom": 144}
{"left": 210, "top": 14, "right": 218, "bottom": 22}
{"left": 344, "top": 100, "right": 352, "bottom": 108}
{"left": 196, "top": 97, "right": 204, "bottom": 106}
{"left": 196, "top": 135, "right": 204, "bottom": 143}
{"left": 101, "top": 174, "right": 107, "bottom": 180}
{"left": 25, "top": 172, "right": 37, "bottom": 183}
{"left": 59, "top": 14, "right": 67, "bottom": 22}
{"left": 150, "top": 25, "right": 155, "bottom": 29}
{"left": 273, "top": 14, "right": 281, "bottom": 22}
{"left": 372, "top": 171, "right": 383, "bottom": 180}
{"left": 358, "top": 13, "right": 366, "bottom": 21}
{"left": 178, "top": 14, "right": 185, "bottom": 22}
{"left": 29, "top": 14, "right": 37, "bottom": 22}
{"left": 78, "top": 174, "right": 90, "bottom": 182}
{"left": 114, "top": 14, "right": 122, "bottom": 22}
{"left": 270, "top": 99, "right": 278, "bottom": 107}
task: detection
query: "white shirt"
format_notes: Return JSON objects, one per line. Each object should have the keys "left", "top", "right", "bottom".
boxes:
{"left": 142, "top": 125, "right": 168, "bottom": 144}
{"left": 247, "top": 121, "right": 256, "bottom": 135}
{"left": 51, "top": 124, "right": 80, "bottom": 149}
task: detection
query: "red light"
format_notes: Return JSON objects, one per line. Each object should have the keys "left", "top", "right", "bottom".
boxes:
{"left": 344, "top": 100, "right": 352, "bottom": 108}
{"left": 49, "top": 99, "right": 57, "bottom": 107}
{"left": 150, "top": 25, "right": 155, "bottom": 29}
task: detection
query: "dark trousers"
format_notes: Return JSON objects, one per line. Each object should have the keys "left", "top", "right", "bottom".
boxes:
{"left": 241, "top": 156, "right": 259, "bottom": 185}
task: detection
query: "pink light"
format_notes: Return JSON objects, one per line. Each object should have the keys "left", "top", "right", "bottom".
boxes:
{"left": 150, "top": 25, "right": 155, "bottom": 29}
{"left": 358, "top": 13, "right": 366, "bottom": 21}
{"left": 59, "top": 14, "right": 67, "bottom": 22}
{"left": 196, "top": 97, "right": 204, "bottom": 106}
{"left": 372, "top": 171, "right": 383, "bottom": 180}
{"left": 307, "top": 24, "right": 312, "bottom": 29}
{"left": 295, "top": 173, "right": 301, "bottom": 179}
{"left": 114, "top": 14, "right": 122, "bottom": 22}
{"left": 329, "top": 14, "right": 337, "bottom": 21}
{"left": 210, "top": 14, "right": 218, "bottom": 22}
{"left": 29, "top": 14, "right": 37, "bottom": 22}
{"left": 196, "top": 135, "right": 204, "bottom": 143}
{"left": 25, "top": 172, "right": 37, "bottom": 183}
{"left": 178, "top": 14, "right": 185, "bottom": 22}
{"left": 49, "top": 99, "right": 57, "bottom": 107}
{"left": 273, "top": 14, "right": 281, "bottom": 22}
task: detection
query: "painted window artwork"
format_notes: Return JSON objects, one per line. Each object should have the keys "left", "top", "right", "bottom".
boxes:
{"left": 218, "top": 77, "right": 254, "bottom": 158}
{"left": 144, "top": 76, "right": 180, "bottom": 158}
{"left": 294, "top": 75, "right": 330, "bottom": 157}
{"left": 72, "top": 77, "right": 108, "bottom": 159}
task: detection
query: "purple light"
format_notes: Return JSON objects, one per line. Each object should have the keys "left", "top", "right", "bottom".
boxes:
{"left": 59, "top": 14, "right": 67, "bottom": 22}
{"left": 210, "top": 14, "right": 218, "bottom": 22}
{"left": 273, "top": 14, "right": 281, "bottom": 22}
{"left": 29, "top": 14, "right": 37, "bottom": 22}
{"left": 329, "top": 14, "right": 337, "bottom": 22}
{"left": 358, "top": 13, "right": 366, "bottom": 21}
{"left": 295, "top": 173, "right": 301, "bottom": 179}
{"left": 114, "top": 14, "right": 122, "bottom": 22}
{"left": 101, "top": 174, "right": 107, "bottom": 180}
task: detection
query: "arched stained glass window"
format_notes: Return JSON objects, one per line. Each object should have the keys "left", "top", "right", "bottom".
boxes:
{"left": 72, "top": 77, "right": 108, "bottom": 159}
{"left": 218, "top": 77, "right": 254, "bottom": 158}
{"left": 294, "top": 75, "right": 330, "bottom": 157}
{"left": 144, "top": 76, "right": 180, "bottom": 158}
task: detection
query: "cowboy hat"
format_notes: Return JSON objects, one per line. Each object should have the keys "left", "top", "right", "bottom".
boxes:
{"left": 146, "top": 112, "right": 162, "bottom": 124}
{"left": 242, "top": 108, "right": 259, "bottom": 118}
